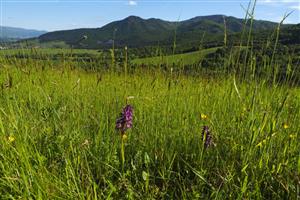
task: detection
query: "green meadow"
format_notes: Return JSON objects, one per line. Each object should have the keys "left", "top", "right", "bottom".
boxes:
{"left": 0, "top": 3, "right": 299, "bottom": 198}
{"left": 132, "top": 47, "right": 220, "bottom": 66}
{"left": 0, "top": 53, "right": 299, "bottom": 198}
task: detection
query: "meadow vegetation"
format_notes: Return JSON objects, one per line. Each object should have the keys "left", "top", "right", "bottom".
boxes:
{"left": 0, "top": 2, "right": 299, "bottom": 199}
{"left": 0, "top": 49, "right": 299, "bottom": 198}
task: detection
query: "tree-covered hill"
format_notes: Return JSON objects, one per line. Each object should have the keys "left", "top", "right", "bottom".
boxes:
{"left": 38, "top": 15, "right": 280, "bottom": 49}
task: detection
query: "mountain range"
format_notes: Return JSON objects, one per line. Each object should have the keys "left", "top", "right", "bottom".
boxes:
{"left": 38, "top": 15, "right": 284, "bottom": 49}
{"left": 0, "top": 26, "right": 46, "bottom": 40}
{"left": 3, "top": 15, "right": 299, "bottom": 50}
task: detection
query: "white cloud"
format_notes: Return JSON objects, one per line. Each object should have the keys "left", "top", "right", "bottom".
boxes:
{"left": 283, "top": 19, "right": 297, "bottom": 24}
{"left": 259, "top": 0, "right": 299, "bottom": 3}
{"left": 282, "top": 0, "right": 299, "bottom": 3}
{"left": 289, "top": 5, "right": 300, "bottom": 10}
{"left": 128, "top": 1, "right": 137, "bottom": 6}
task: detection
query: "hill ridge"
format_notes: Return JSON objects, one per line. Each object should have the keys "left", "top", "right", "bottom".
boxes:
{"left": 36, "top": 15, "right": 292, "bottom": 49}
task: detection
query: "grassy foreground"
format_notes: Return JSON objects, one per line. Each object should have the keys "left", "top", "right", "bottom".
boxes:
{"left": 0, "top": 63, "right": 299, "bottom": 199}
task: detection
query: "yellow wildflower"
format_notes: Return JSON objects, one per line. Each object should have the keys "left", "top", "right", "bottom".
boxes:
{"left": 200, "top": 113, "right": 208, "bottom": 120}
{"left": 8, "top": 136, "right": 15, "bottom": 143}
{"left": 289, "top": 134, "right": 296, "bottom": 139}
{"left": 283, "top": 123, "right": 289, "bottom": 129}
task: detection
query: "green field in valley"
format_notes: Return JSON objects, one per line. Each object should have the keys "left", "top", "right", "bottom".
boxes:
{"left": 132, "top": 47, "right": 220, "bottom": 66}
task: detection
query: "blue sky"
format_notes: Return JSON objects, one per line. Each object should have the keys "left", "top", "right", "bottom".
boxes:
{"left": 0, "top": 0, "right": 299, "bottom": 31}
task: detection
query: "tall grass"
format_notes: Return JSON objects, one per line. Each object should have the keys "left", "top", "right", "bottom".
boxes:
{"left": 0, "top": 60, "right": 298, "bottom": 198}
{"left": 0, "top": 1, "right": 299, "bottom": 198}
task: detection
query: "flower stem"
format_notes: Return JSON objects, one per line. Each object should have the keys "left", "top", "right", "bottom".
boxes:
{"left": 121, "top": 135, "right": 125, "bottom": 173}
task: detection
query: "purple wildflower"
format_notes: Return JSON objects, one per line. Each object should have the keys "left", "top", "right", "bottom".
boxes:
{"left": 116, "top": 105, "right": 133, "bottom": 134}
{"left": 201, "top": 126, "right": 213, "bottom": 148}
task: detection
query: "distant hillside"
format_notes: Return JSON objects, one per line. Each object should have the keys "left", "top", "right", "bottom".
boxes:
{"left": 38, "top": 15, "right": 279, "bottom": 49}
{"left": 0, "top": 26, "right": 46, "bottom": 40}
{"left": 279, "top": 23, "right": 300, "bottom": 45}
